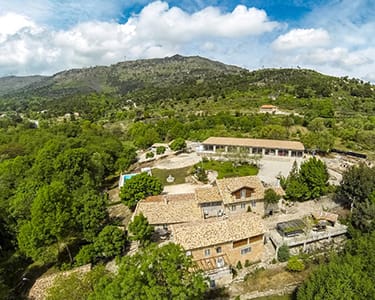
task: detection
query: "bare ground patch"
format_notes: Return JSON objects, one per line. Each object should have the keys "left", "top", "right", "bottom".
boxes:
{"left": 229, "top": 266, "right": 313, "bottom": 298}
{"left": 107, "top": 203, "right": 132, "bottom": 227}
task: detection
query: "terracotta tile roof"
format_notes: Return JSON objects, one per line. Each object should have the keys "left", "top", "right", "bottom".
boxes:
{"left": 134, "top": 193, "right": 201, "bottom": 225}
{"left": 260, "top": 105, "right": 277, "bottom": 109}
{"left": 172, "top": 213, "right": 266, "bottom": 250}
{"left": 195, "top": 186, "right": 222, "bottom": 203}
{"left": 216, "top": 176, "right": 265, "bottom": 204}
{"left": 202, "top": 137, "right": 305, "bottom": 151}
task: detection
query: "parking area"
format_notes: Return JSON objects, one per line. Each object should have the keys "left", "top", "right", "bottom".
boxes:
{"left": 257, "top": 156, "right": 305, "bottom": 185}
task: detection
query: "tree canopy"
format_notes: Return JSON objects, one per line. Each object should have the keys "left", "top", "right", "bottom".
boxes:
{"left": 264, "top": 188, "right": 281, "bottom": 205}
{"left": 297, "top": 232, "right": 375, "bottom": 299}
{"left": 335, "top": 164, "right": 375, "bottom": 233}
{"left": 282, "top": 158, "right": 329, "bottom": 201}
{"left": 128, "top": 213, "right": 153, "bottom": 246}
{"left": 120, "top": 173, "right": 163, "bottom": 210}
{"left": 169, "top": 137, "right": 186, "bottom": 151}
{"left": 89, "top": 243, "right": 207, "bottom": 300}
{"left": 75, "top": 226, "right": 125, "bottom": 266}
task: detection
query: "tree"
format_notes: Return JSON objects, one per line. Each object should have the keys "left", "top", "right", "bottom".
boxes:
{"left": 299, "top": 157, "right": 329, "bottom": 199}
{"left": 18, "top": 181, "right": 73, "bottom": 262}
{"left": 72, "top": 188, "right": 108, "bottom": 241}
{"left": 284, "top": 158, "right": 329, "bottom": 201}
{"left": 335, "top": 163, "right": 375, "bottom": 207}
{"left": 297, "top": 231, "right": 375, "bottom": 299}
{"left": 120, "top": 173, "right": 163, "bottom": 210}
{"left": 264, "top": 188, "right": 281, "bottom": 205}
{"left": 169, "top": 137, "right": 186, "bottom": 151}
{"left": 89, "top": 243, "right": 207, "bottom": 300}
{"left": 93, "top": 226, "right": 125, "bottom": 258}
{"left": 277, "top": 244, "right": 290, "bottom": 262}
{"left": 75, "top": 226, "right": 125, "bottom": 266}
{"left": 335, "top": 164, "right": 375, "bottom": 233}
{"left": 128, "top": 213, "right": 153, "bottom": 246}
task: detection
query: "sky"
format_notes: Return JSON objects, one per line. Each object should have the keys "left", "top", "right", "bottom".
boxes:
{"left": 0, "top": 0, "right": 374, "bottom": 81}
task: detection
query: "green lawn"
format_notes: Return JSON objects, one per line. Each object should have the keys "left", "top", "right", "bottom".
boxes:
{"left": 201, "top": 160, "right": 258, "bottom": 179}
{"left": 152, "top": 166, "right": 192, "bottom": 185}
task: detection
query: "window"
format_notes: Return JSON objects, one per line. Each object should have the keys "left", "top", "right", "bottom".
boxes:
{"left": 251, "top": 200, "right": 256, "bottom": 207}
{"left": 216, "top": 257, "right": 225, "bottom": 268}
{"left": 240, "top": 203, "right": 246, "bottom": 209}
{"left": 241, "top": 247, "right": 252, "bottom": 255}
{"left": 216, "top": 246, "right": 222, "bottom": 254}
{"left": 231, "top": 205, "right": 236, "bottom": 211}
{"left": 204, "top": 249, "right": 211, "bottom": 257}
{"left": 241, "top": 189, "right": 246, "bottom": 199}
{"left": 209, "top": 279, "right": 216, "bottom": 288}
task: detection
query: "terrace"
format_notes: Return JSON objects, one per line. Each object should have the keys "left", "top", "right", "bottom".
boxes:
{"left": 270, "top": 222, "right": 348, "bottom": 249}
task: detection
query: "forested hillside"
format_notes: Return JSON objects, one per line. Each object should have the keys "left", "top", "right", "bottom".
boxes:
{"left": 1, "top": 55, "right": 374, "bottom": 154}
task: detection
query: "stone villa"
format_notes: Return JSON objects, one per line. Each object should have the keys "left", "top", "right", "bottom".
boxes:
{"left": 133, "top": 175, "right": 283, "bottom": 284}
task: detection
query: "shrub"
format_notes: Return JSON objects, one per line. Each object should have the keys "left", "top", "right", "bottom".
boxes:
{"left": 236, "top": 261, "right": 243, "bottom": 269}
{"left": 170, "top": 138, "right": 186, "bottom": 151}
{"left": 244, "top": 260, "right": 251, "bottom": 267}
{"left": 287, "top": 256, "right": 305, "bottom": 272}
{"left": 156, "top": 146, "right": 166, "bottom": 155}
{"left": 277, "top": 244, "right": 290, "bottom": 262}
{"left": 146, "top": 152, "right": 154, "bottom": 159}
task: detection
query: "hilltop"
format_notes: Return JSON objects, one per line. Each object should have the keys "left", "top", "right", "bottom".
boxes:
{"left": 0, "top": 55, "right": 374, "bottom": 136}
{"left": 0, "top": 55, "right": 244, "bottom": 99}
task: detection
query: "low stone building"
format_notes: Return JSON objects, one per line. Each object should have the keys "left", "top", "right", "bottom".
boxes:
{"left": 260, "top": 104, "right": 278, "bottom": 114}
{"left": 198, "top": 137, "right": 304, "bottom": 158}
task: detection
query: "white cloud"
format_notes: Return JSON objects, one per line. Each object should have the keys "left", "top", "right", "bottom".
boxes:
{"left": 0, "top": 1, "right": 280, "bottom": 76}
{"left": 0, "top": 0, "right": 373, "bottom": 82}
{"left": 0, "top": 13, "right": 39, "bottom": 42}
{"left": 272, "top": 28, "right": 330, "bottom": 51}
{"left": 306, "top": 47, "right": 372, "bottom": 67}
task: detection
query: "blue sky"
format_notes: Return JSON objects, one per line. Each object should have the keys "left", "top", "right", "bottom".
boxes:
{"left": 0, "top": 0, "right": 374, "bottom": 81}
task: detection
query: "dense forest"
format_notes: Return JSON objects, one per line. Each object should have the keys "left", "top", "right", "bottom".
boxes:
{"left": 0, "top": 56, "right": 374, "bottom": 299}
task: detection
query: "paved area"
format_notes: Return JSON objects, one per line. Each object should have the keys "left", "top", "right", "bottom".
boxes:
{"left": 163, "top": 183, "right": 210, "bottom": 194}
{"left": 263, "top": 197, "right": 340, "bottom": 230}
{"left": 257, "top": 156, "right": 305, "bottom": 185}
{"left": 153, "top": 152, "right": 202, "bottom": 169}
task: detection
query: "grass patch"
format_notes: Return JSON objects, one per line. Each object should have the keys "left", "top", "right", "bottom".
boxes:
{"left": 152, "top": 166, "right": 192, "bottom": 185}
{"left": 201, "top": 160, "right": 258, "bottom": 179}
